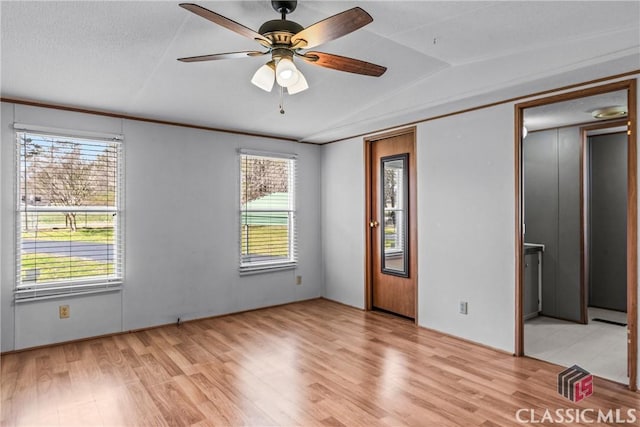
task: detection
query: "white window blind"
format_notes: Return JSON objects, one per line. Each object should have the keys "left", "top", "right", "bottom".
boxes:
{"left": 239, "top": 150, "right": 297, "bottom": 272}
{"left": 15, "top": 130, "right": 123, "bottom": 301}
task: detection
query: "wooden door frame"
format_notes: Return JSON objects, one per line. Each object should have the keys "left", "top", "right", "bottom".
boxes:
{"left": 364, "top": 127, "right": 418, "bottom": 323}
{"left": 514, "top": 79, "right": 637, "bottom": 391}
{"left": 580, "top": 120, "right": 630, "bottom": 324}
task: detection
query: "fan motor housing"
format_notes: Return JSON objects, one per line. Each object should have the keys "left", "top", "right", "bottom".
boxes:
{"left": 271, "top": 0, "right": 297, "bottom": 15}
{"left": 258, "top": 19, "right": 304, "bottom": 45}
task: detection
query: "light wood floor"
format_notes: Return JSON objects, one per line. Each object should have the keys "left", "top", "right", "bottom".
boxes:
{"left": 2, "top": 298, "right": 639, "bottom": 426}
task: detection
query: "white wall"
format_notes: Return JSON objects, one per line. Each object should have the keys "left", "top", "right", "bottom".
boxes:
{"left": 417, "top": 105, "right": 515, "bottom": 351}
{"left": 1, "top": 103, "right": 322, "bottom": 351}
{"left": 321, "top": 138, "right": 365, "bottom": 308}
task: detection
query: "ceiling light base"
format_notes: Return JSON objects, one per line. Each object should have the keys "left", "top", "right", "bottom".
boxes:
{"left": 271, "top": 1, "right": 297, "bottom": 15}
{"left": 592, "top": 106, "right": 627, "bottom": 120}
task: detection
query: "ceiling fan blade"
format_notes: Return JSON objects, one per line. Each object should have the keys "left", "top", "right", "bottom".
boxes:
{"left": 291, "top": 7, "right": 373, "bottom": 50}
{"left": 178, "top": 51, "right": 267, "bottom": 63}
{"left": 179, "top": 3, "right": 271, "bottom": 47}
{"left": 301, "top": 51, "right": 386, "bottom": 77}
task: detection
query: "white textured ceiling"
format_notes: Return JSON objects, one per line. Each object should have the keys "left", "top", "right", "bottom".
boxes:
{"left": 1, "top": 1, "right": 639, "bottom": 143}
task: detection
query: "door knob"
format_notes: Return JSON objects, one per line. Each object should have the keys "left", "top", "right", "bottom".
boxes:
{"left": 369, "top": 220, "right": 379, "bottom": 228}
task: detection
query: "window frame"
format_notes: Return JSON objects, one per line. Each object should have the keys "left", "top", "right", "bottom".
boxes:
{"left": 14, "top": 126, "right": 124, "bottom": 301}
{"left": 238, "top": 149, "right": 297, "bottom": 274}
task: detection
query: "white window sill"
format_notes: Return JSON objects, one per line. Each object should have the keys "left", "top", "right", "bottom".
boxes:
{"left": 14, "top": 281, "right": 123, "bottom": 303}
{"left": 239, "top": 263, "right": 297, "bottom": 276}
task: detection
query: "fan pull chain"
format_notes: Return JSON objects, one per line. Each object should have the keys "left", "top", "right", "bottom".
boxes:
{"left": 279, "top": 85, "right": 285, "bottom": 114}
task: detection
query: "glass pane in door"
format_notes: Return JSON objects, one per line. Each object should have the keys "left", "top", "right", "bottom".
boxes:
{"left": 381, "top": 154, "right": 409, "bottom": 277}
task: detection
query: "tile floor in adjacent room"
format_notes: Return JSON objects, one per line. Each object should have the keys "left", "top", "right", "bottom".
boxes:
{"left": 525, "top": 307, "right": 628, "bottom": 384}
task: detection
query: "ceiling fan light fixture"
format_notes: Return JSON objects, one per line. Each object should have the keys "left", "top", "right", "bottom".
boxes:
{"left": 177, "top": 2, "right": 386, "bottom": 112}
{"left": 251, "top": 61, "right": 275, "bottom": 92}
{"left": 275, "top": 57, "right": 299, "bottom": 88}
{"left": 287, "top": 70, "right": 308, "bottom": 95}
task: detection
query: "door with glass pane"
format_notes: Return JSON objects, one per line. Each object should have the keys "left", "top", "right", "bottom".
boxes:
{"left": 367, "top": 128, "right": 417, "bottom": 319}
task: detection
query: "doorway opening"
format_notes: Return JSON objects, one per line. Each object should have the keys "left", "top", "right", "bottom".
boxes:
{"left": 515, "top": 80, "right": 637, "bottom": 390}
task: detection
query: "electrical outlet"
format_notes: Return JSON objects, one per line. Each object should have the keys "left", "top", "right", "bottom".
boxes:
{"left": 59, "top": 305, "right": 70, "bottom": 319}
{"left": 459, "top": 301, "right": 468, "bottom": 315}
{"left": 296, "top": 275, "right": 302, "bottom": 285}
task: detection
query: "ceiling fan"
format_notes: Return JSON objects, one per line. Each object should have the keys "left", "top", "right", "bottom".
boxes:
{"left": 177, "top": 1, "right": 386, "bottom": 108}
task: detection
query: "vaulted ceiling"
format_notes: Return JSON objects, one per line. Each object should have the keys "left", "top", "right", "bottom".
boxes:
{"left": 2, "top": 1, "right": 639, "bottom": 143}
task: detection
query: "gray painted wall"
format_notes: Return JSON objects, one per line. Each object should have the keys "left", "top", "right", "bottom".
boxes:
{"left": 418, "top": 104, "right": 515, "bottom": 351}
{"left": 524, "top": 129, "right": 559, "bottom": 316}
{"left": 321, "top": 139, "right": 364, "bottom": 308}
{"left": 557, "top": 128, "right": 582, "bottom": 321}
{"left": 589, "top": 132, "right": 627, "bottom": 311}
{"left": 1, "top": 102, "right": 323, "bottom": 351}
{"left": 524, "top": 127, "right": 582, "bottom": 322}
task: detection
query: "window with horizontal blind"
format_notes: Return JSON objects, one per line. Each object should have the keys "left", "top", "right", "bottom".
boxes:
{"left": 15, "top": 130, "right": 123, "bottom": 301}
{"left": 239, "top": 150, "right": 296, "bottom": 272}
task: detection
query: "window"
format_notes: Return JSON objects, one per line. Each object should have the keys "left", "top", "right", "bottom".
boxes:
{"left": 15, "top": 130, "right": 123, "bottom": 300}
{"left": 239, "top": 150, "right": 296, "bottom": 272}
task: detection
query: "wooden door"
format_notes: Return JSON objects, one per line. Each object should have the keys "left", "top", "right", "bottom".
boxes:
{"left": 367, "top": 129, "right": 417, "bottom": 319}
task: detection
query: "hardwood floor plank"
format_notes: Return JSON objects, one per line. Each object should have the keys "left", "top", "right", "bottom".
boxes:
{"left": 148, "top": 344, "right": 184, "bottom": 378}
{"left": 124, "top": 382, "right": 169, "bottom": 426}
{"left": 2, "top": 299, "right": 639, "bottom": 426}
{"left": 189, "top": 372, "right": 270, "bottom": 426}
{"left": 120, "top": 347, "right": 144, "bottom": 369}
{"left": 66, "top": 361, "right": 99, "bottom": 405}
{"left": 0, "top": 372, "right": 17, "bottom": 404}
{"left": 320, "top": 415, "right": 348, "bottom": 427}
{"left": 195, "top": 400, "right": 245, "bottom": 426}
{"left": 156, "top": 343, "right": 200, "bottom": 376}
{"left": 35, "top": 355, "right": 52, "bottom": 383}
{"left": 135, "top": 330, "right": 153, "bottom": 347}
{"left": 146, "top": 380, "right": 205, "bottom": 426}
{"left": 12, "top": 406, "right": 59, "bottom": 427}
{"left": 57, "top": 400, "right": 102, "bottom": 427}
{"left": 172, "top": 339, "right": 217, "bottom": 365}
{"left": 134, "top": 353, "right": 173, "bottom": 388}
{"left": 118, "top": 332, "right": 151, "bottom": 356}
{"left": 172, "top": 374, "right": 209, "bottom": 405}
{"left": 62, "top": 343, "right": 81, "bottom": 363}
